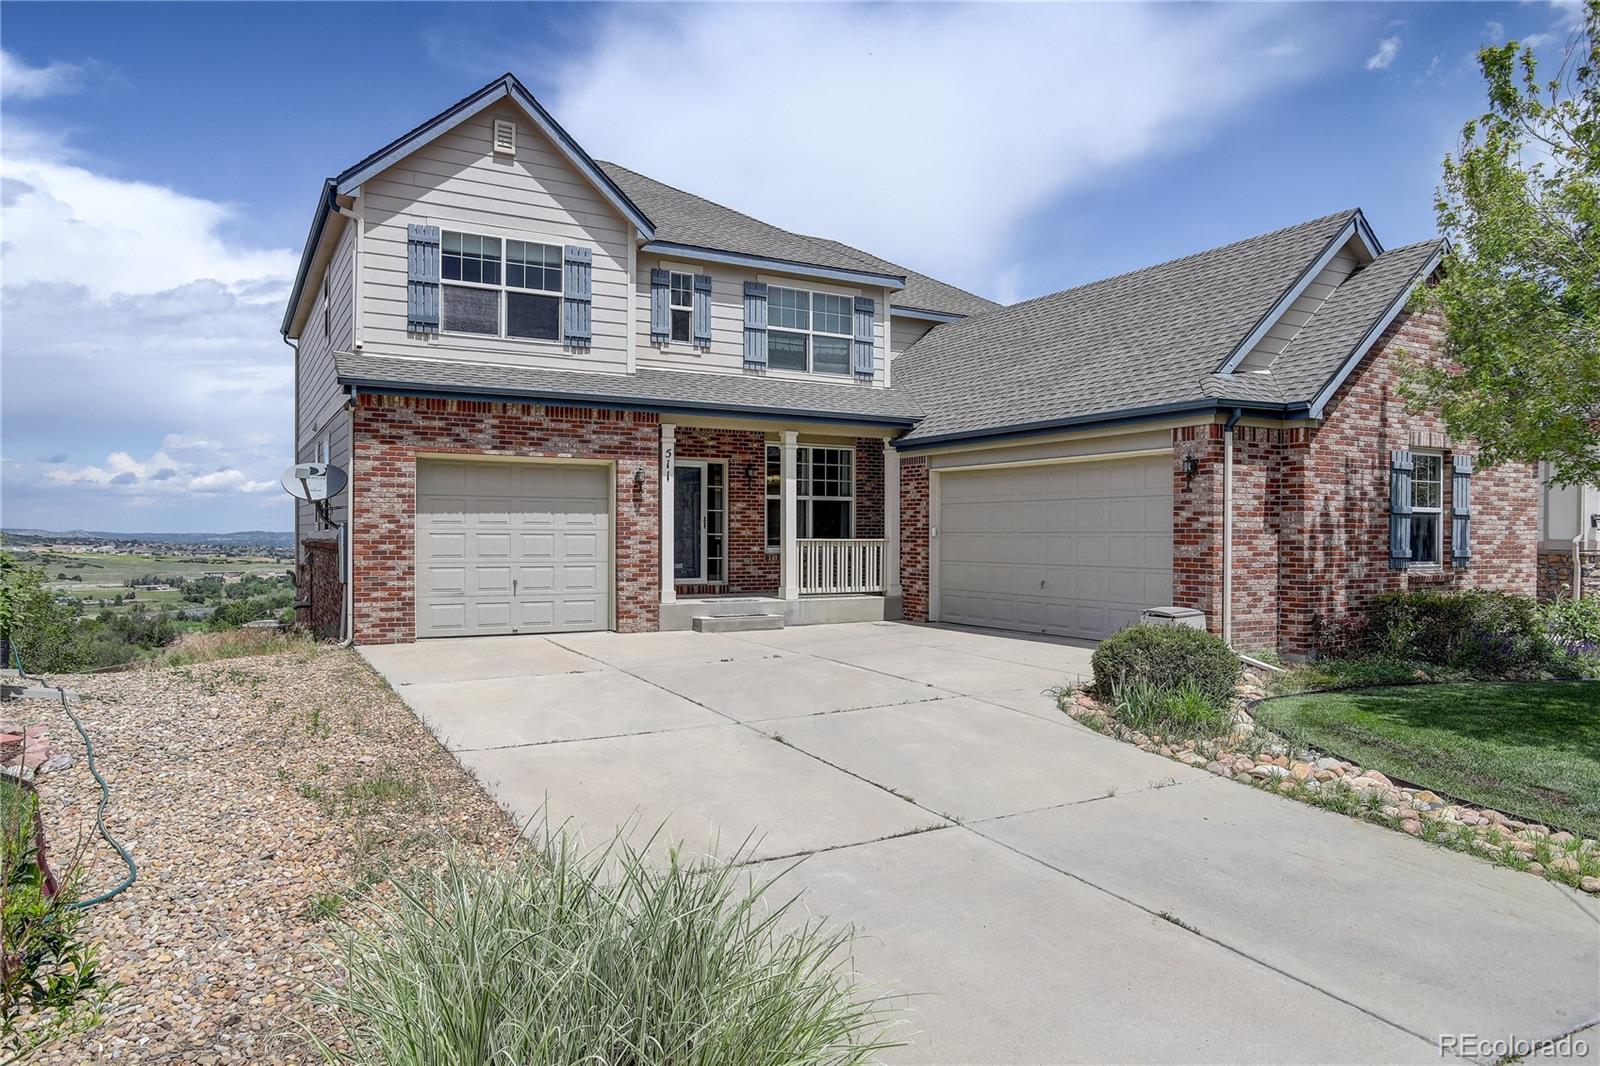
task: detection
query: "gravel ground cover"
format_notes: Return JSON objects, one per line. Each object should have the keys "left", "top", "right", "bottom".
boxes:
{"left": 15, "top": 641, "right": 521, "bottom": 1063}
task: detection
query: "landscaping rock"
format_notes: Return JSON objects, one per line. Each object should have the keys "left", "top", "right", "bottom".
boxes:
{"left": 1401, "top": 819, "right": 1422, "bottom": 835}
{"left": 1290, "top": 762, "right": 1313, "bottom": 781}
{"left": 1551, "top": 857, "right": 1581, "bottom": 876}
{"left": 1250, "top": 765, "right": 1291, "bottom": 780}
{"left": 1360, "top": 770, "right": 1393, "bottom": 787}
{"left": 1581, "top": 877, "right": 1600, "bottom": 894}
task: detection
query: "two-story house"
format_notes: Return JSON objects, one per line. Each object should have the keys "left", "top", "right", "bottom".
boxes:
{"left": 283, "top": 74, "right": 1548, "bottom": 657}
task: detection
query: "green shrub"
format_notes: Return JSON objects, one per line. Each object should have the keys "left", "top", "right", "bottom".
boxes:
{"left": 1541, "top": 595, "right": 1600, "bottom": 651}
{"left": 1091, "top": 624, "right": 1240, "bottom": 707}
{"left": 1362, "top": 589, "right": 1554, "bottom": 673}
{"left": 314, "top": 831, "right": 897, "bottom": 1065}
{"left": 1109, "top": 677, "right": 1234, "bottom": 739}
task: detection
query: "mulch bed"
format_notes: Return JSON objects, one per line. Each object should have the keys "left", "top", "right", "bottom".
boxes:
{"left": 16, "top": 644, "right": 522, "bottom": 1064}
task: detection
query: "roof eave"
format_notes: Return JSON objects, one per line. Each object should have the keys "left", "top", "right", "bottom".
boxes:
{"left": 280, "top": 180, "right": 340, "bottom": 338}
{"left": 337, "top": 374, "right": 921, "bottom": 428}
{"left": 893, "top": 399, "right": 1312, "bottom": 453}
{"left": 640, "top": 241, "right": 906, "bottom": 290}
{"left": 1215, "top": 211, "right": 1382, "bottom": 375}
{"left": 889, "top": 305, "right": 967, "bottom": 323}
{"left": 332, "top": 74, "right": 655, "bottom": 238}
{"left": 1306, "top": 244, "right": 1446, "bottom": 418}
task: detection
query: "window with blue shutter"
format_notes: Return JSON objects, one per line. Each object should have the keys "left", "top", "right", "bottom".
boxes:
{"left": 852, "top": 296, "right": 875, "bottom": 378}
{"left": 1451, "top": 454, "right": 1473, "bottom": 567}
{"left": 743, "top": 282, "right": 768, "bottom": 369}
{"left": 562, "top": 245, "right": 592, "bottom": 349}
{"left": 406, "top": 224, "right": 441, "bottom": 333}
{"left": 650, "top": 268, "right": 671, "bottom": 343}
{"left": 1388, "top": 449, "right": 1413, "bottom": 570}
{"left": 693, "top": 274, "right": 713, "bottom": 349}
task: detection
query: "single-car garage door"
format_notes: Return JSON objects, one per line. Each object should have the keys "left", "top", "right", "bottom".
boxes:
{"left": 415, "top": 459, "right": 611, "bottom": 638}
{"left": 936, "top": 455, "right": 1173, "bottom": 640}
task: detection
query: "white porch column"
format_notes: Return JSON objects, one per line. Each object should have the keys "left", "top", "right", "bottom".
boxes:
{"left": 660, "top": 423, "right": 676, "bottom": 605}
{"left": 884, "top": 440, "right": 902, "bottom": 601}
{"left": 780, "top": 430, "right": 800, "bottom": 600}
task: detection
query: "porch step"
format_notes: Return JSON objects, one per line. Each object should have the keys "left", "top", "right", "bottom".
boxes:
{"left": 692, "top": 613, "right": 784, "bottom": 634}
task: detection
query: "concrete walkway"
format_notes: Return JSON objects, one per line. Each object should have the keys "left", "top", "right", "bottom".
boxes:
{"left": 362, "top": 622, "right": 1600, "bottom": 1065}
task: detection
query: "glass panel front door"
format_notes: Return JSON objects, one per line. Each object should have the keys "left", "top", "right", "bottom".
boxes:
{"left": 674, "top": 465, "right": 703, "bottom": 581}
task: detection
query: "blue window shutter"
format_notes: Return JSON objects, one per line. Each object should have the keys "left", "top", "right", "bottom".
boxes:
{"left": 563, "top": 245, "right": 592, "bottom": 349}
{"left": 743, "top": 281, "right": 768, "bottom": 369}
{"left": 1388, "top": 449, "right": 1413, "bottom": 570}
{"left": 650, "top": 268, "right": 671, "bottom": 343}
{"left": 1451, "top": 454, "right": 1473, "bottom": 567}
{"left": 852, "top": 296, "right": 875, "bottom": 378}
{"left": 692, "top": 274, "right": 713, "bottom": 349}
{"left": 406, "top": 224, "right": 441, "bottom": 333}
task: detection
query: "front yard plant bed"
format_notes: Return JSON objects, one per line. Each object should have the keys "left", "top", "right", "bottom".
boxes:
{"left": 1059, "top": 681, "right": 1600, "bottom": 896}
{"left": 1254, "top": 682, "right": 1600, "bottom": 840}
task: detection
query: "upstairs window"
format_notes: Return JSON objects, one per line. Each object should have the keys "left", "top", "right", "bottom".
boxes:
{"left": 440, "top": 230, "right": 563, "bottom": 341}
{"left": 670, "top": 271, "right": 693, "bottom": 343}
{"left": 1409, "top": 453, "right": 1443, "bottom": 564}
{"left": 767, "top": 286, "right": 852, "bottom": 375}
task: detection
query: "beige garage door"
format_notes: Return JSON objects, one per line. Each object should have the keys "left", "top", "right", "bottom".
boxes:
{"left": 936, "top": 455, "right": 1173, "bottom": 640}
{"left": 415, "top": 459, "right": 611, "bottom": 638}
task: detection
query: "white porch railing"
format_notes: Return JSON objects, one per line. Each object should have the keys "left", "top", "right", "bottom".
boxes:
{"left": 797, "top": 538, "right": 885, "bottom": 595}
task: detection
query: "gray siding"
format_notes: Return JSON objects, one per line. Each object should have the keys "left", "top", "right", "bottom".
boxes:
{"left": 890, "top": 316, "right": 936, "bottom": 359}
{"left": 358, "top": 100, "right": 632, "bottom": 374}
{"left": 294, "top": 218, "right": 355, "bottom": 551}
{"left": 1236, "top": 242, "right": 1365, "bottom": 372}
{"left": 293, "top": 410, "right": 352, "bottom": 553}
{"left": 634, "top": 251, "right": 891, "bottom": 385}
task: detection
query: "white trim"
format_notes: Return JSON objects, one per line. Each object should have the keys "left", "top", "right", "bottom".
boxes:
{"left": 671, "top": 458, "right": 727, "bottom": 585}
{"left": 780, "top": 431, "right": 800, "bottom": 601}
{"left": 763, "top": 281, "right": 857, "bottom": 378}
{"left": 928, "top": 467, "right": 943, "bottom": 621}
{"left": 929, "top": 446, "right": 1173, "bottom": 475}
{"left": 1409, "top": 450, "right": 1445, "bottom": 566}
{"left": 1218, "top": 218, "right": 1375, "bottom": 374}
{"left": 1308, "top": 246, "right": 1446, "bottom": 417}
{"left": 765, "top": 442, "right": 856, "bottom": 548}
{"left": 492, "top": 118, "right": 516, "bottom": 156}
{"left": 437, "top": 226, "right": 568, "bottom": 346}
{"left": 660, "top": 424, "right": 676, "bottom": 605}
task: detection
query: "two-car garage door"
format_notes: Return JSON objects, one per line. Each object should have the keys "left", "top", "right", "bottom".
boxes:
{"left": 936, "top": 455, "right": 1173, "bottom": 640}
{"left": 415, "top": 459, "right": 611, "bottom": 638}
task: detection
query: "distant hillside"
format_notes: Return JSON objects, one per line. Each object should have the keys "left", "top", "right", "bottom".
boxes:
{"left": 2, "top": 528, "right": 296, "bottom": 550}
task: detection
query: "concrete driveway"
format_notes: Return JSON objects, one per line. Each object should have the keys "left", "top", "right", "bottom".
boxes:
{"left": 362, "top": 621, "right": 1600, "bottom": 1065}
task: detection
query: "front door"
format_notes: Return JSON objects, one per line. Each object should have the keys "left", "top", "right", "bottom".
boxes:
{"left": 674, "top": 463, "right": 704, "bottom": 581}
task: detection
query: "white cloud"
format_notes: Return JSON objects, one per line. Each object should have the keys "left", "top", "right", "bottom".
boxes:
{"left": 1486, "top": 20, "right": 1507, "bottom": 42}
{"left": 0, "top": 50, "right": 87, "bottom": 100}
{"left": 1367, "top": 36, "right": 1402, "bottom": 70}
{"left": 0, "top": 154, "right": 297, "bottom": 297}
{"left": 1, "top": 120, "right": 298, "bottom": 529}
{"left": 549, "top": 4, "right": 1335, "bottom": 296}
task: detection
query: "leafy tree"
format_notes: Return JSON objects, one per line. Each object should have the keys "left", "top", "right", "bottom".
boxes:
{"left": 0, "top": 555, "right": 80, "bottom": 673}
{"left": 1408, "top": 1, "right": 1599, "bottom": 487}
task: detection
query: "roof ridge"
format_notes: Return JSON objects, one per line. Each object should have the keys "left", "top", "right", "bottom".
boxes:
{"left": 598, "top": 159, "right": 892, "bottom": 273}
{"left": 996, "top": 208, "right": 1362, "bottom": 317}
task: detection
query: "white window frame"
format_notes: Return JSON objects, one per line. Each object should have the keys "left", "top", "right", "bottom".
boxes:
{"left": 668, "top": 270, "right": 695, "bottom": 345}
{"left": 764, "top": 283, "right": 855, "bottom": 377}
{"left": 321, "top": 275, "right": 331, "bottom": 340}
{"left": 765, "top": 443, "right": 855, "bottom": 551}
{"left": 439, "top": 228, "right": 565, "bottom": 344}
{"left": 1409, "top": 451, "right": 1444, "bottom": 566}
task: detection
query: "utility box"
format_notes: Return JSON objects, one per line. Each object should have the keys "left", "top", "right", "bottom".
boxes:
{"left": 1140, "top": 606, "right": 1207, "bottom": 630}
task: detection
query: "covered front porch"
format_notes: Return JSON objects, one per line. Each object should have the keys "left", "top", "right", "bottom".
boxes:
{"left": 656, "top": 419, "right": 902, "bottom": 629}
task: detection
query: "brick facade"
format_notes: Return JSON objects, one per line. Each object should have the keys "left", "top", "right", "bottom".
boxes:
{"left": 295, "top": 536, "right": 343, "bottom": 639}
{"left": 350, "top": 394, "right": 660, "bottom": 644}
{"left": 1168, "top": 307, "right": 1539, "bottom": 656}
{"left": 854, "top": 438, "right": 886, "bottom": 539}
{"left": 898, "top": 455, "right": 930, "bottom": 622}
{"left": 897, "top": 307, "right": 1540, "bottom": 657}
{"left": 673, "top": 426, "right": 777, "bottom": 597}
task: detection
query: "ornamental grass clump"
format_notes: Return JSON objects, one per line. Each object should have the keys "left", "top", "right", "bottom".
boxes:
{"left": 312, "top": 828, "right": 898, "bottom": 1066}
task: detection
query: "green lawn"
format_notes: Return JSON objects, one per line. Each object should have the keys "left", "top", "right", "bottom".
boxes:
{"left": 1255, "top": 682, "right": 1600, "bottom": 839}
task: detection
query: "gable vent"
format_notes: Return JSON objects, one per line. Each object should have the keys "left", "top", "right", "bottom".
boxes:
{"left": 492, "top": 118, "right": 516, "bottom": 156}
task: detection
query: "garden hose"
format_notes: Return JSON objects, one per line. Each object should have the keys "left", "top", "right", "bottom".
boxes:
{"left": 8, "top": 646, "right": 137, "bottom": 912}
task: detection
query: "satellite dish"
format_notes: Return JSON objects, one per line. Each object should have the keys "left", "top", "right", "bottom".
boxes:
{"left": 281, "top": 463, "right": 348, "bottom": 502}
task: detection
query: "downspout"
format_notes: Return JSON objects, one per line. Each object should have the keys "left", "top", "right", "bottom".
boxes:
{"left": 338, "top": 388, "right": 357, "bottom": 647}
{"left": 1221, "top": 407, "right": 1243, "bottom": 647}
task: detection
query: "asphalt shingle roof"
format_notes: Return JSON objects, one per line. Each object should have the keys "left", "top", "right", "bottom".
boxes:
{"left": 1268, "top": 239, "right": 1444, "bottom": 401}
{"left": 596, "top": 162, "right": 997, "bottom": 320}
{"left": 335, "top": 352, "right": 921, "bottom": 424}
{"left": 894, "top": 210, "right": 1364, "bottom": 444}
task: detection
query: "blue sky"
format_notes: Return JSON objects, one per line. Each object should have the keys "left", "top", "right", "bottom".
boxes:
{"left": 0, "top": 1, "right": 1584, "bottom": 532}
